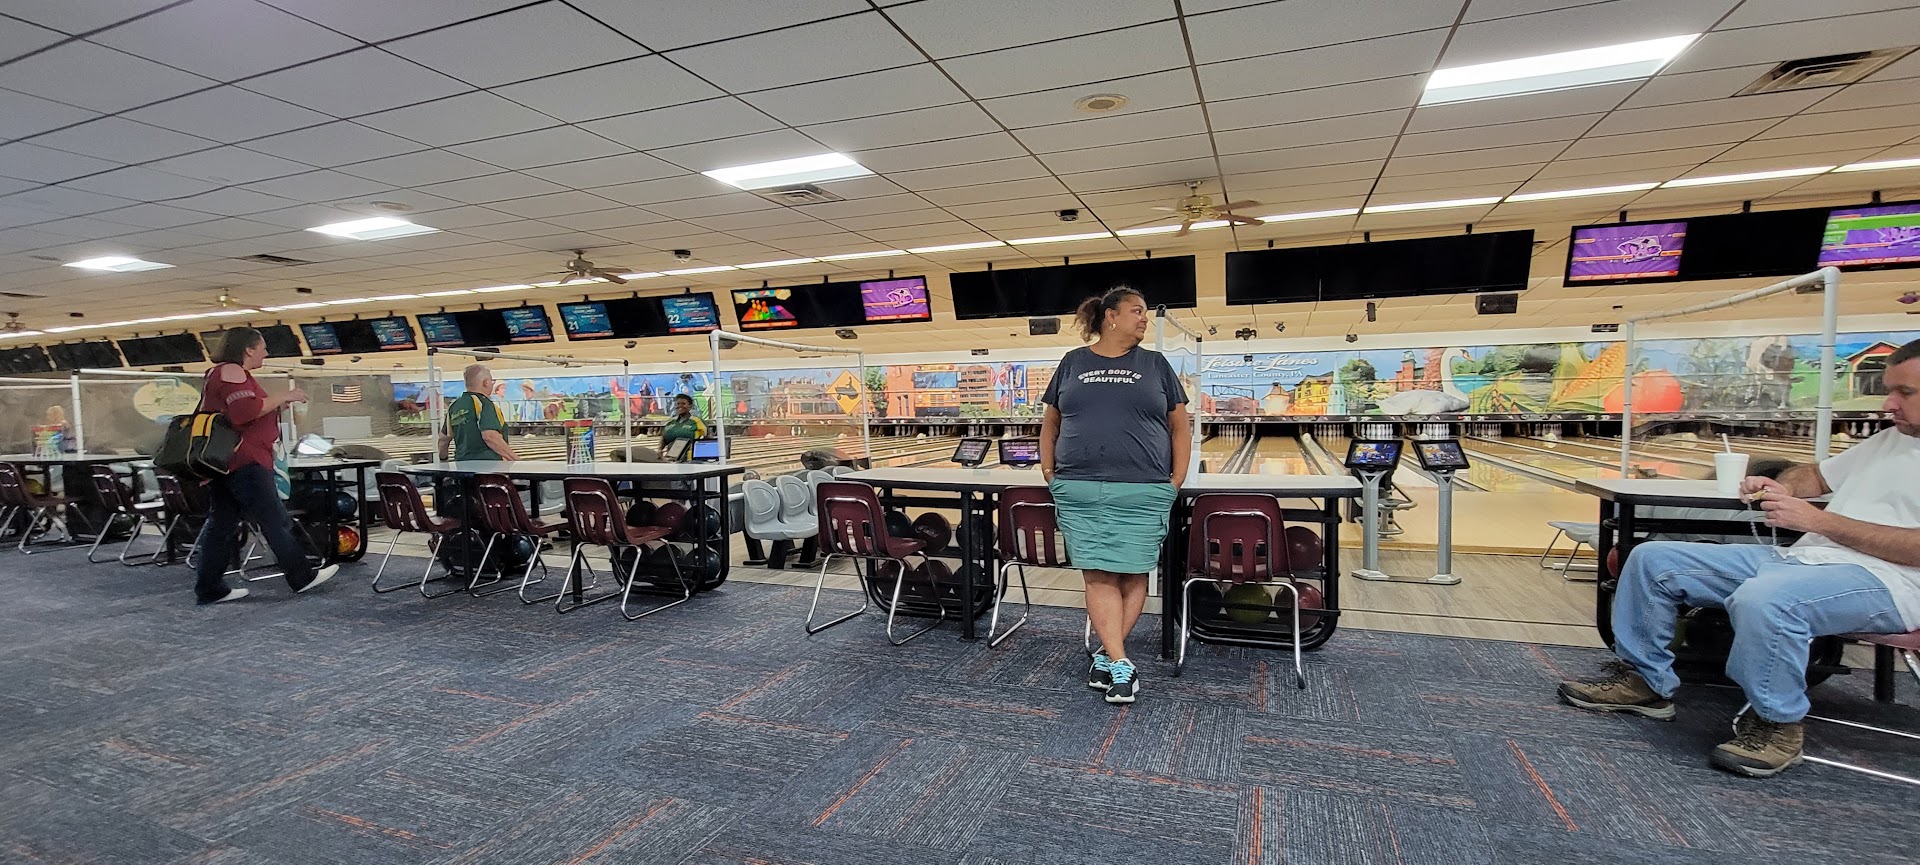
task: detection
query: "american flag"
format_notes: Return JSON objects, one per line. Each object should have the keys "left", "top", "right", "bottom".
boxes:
{"left": 331, "top": 383, "right": 362, "bottom": 403}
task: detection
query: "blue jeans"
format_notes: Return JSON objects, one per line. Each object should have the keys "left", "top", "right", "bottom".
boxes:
{"left": 194, "top": 463, "right": 315, "bottom": 602}
{"left": 1612, "top": 541, "right": 1907, "bottom": 722}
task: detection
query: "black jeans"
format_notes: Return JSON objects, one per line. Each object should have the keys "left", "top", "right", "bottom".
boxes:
{"left": 194, "top": 463, "right": 315, "bottom": 602}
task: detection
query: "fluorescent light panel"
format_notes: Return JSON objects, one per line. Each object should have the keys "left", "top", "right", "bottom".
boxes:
{"left": 1836, "top": 157, "right": 1920, "bottom": 173}
{"left": 1363, "top": 197, "right": 1502, "bottom": 214}
{"left": 307, "top": 216, "right": 439, "bottom": 240}
{"left": 662, "top": 265, "right": 737, "bottom": 275}
{"left": 819, "top": 249, "right": 906, "bottom": 261}
{"left": 701, "top": 153, "right": 872, "bottom": 190}
{"left": 64, "top": 256, "right": 172, "bottom": 272}
{"left": 1660, "top": 166, "right": 1832, "bottom": 187}
{"left": 1008, "top": 231, "right": 1114, "bottom": 245}
{"left": 1505, "top": 182, "right": 1660, "bottom": 202}
{"left": 736, "top": 259, "right": 818, "bottom": 269}
{"left": 907, "top": 240, "right": 1005, "bottom": 253}
{"left": 1422, "top": 34, "right": 1697, "bottom": 105}
{"left": 1254, "top": 207, "right": 1361, "bottom": 222}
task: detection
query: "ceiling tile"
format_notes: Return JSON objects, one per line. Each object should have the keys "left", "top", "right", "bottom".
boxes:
{"left": 1038, "top": 134, "right": 1214, "bottom": 175}
{"left": 1207, "top": 76, "right": 1425, "bottom": 131}
{"left": 1371, "top": 164, "right": 1537, "bottom": 195}
{"left": 1198, "top": 30, "right": 1448, "bottom": 102}
{"left": 336, "top": 150, "right": 504, "bottom": 186}
{"left": 524, "top": 151, "right": 684, "bottom": 188}
{"left": 827, "top": 208, "right": 952, "bottom": 231}
{"left": 412, "top": 172, "right": 570, "bottom": 205}
{"left": 170, "top": 187, "right": 302, "bottom": 216}
{"left": 92, "top": 0, "right": 361, "bottom": 82}
{"left": 1533, "top": 144, "right": 1735, "bottom": 178}
{"left": 886, "top": 0, "right": 1175, "bottom": 58}
{"left": 729, "top": 221, "right": 851, "bottom": 242}
{"left": 1059, "top": 158, "right": 1219, "bottom": 193}
{"left": 0, "top": 88, "right": 101, "bottom": 141}
{"left": 63, "top": 165, "right": 219, "bottom": 200}
{"left": 1666, "top": 7, "right": 1920, "bottom": 75}
{"left": 1718, "top": 127, "right": 1914, "bottom": 163}
{"left": 1394, "top": 113, "right": 1599, "bottom": 157}
{"left": 1186, "top": 0, "right": 1458, "bottom": 63}
{"left": 979, "top": 68, "right": 1199, "bottom": 129}
{"left": 890, "top": 157, "right": 1053, "bottom": 192}
{"left": 448, "top": 126, "right": 631, "bottom": 171}
{"left": 939, "top": 21, "right": 1189, "bottom": 99}
{"left": 852, "top": 133, "right": 1030, "bottom": 174}
{"left": 1011, "top": 105, "right": 1207, "bottom": 153}
{"left": 801, "top": 103, "right": 1001, "bottom": 153}
{"left": 919, "top": 176, "right": 1071, "bottom": 207}
{"left": 4, "top": 184, "right": 141, "bottom": 216}
{"left": 241, "top": 168, "right": 394, "bottom": 202}
{"left": 1213, "top": 112, "right": 1407, "bottom": 155}
{"left": 355, "top": 92, "right": 560, "bottom": 147}
{"left": 382, "top": 2, "right": 647, "bottom": 88}
{"left": 0, "top": 17, "right": 64, "bottom": 64}
{"left": 687, "top": 208, "right": 822, "bottom": 231}
{"left": 2, "top": 0, "right": 182, "bottom": 34}
{"left": 240, "top": 47, "right": 473, "bottom": 118}
{"left": 646, "top": 129, "right": 827, "bottom": 173}
{"left": 1589, "top": 90, "right": 1827, "bottom": 136}
{"left": 483, "top": 190, "right": 625, "bottom": 219}
{"left": 785, "top": 193, "right": 931, "bottom": 220}
{"left": 1810, "top": 77, "right": 1920, "bottom": 114}
{"left": 666, "top": 11, "right": 925, "bottom": 93}
{"left": 92, "top": 203, "right": 221, "bottom": 230}
{"left": 582, "top": 98, "right": 782, "bottom": 152}
{"left": 1438, "top": 0, "right": 1738, "bottom": 69}
{"left": 1382, "top": 141, "right": 1573, "bottom": 175}
{"left": 1221, "top": 157, "right": 1383, "bottom": 186}
{"left": 0, "top": 41, "right": 215, "bottom": 114}
{"left": 1759, "top": 103, "right": 1920, "bottom": 138}
{"left": 0, "top": 142, "right": 121, "bottom": 184}
{"left": 254, "top": 0, "right": 532, "bottom": 41}
{"left": 743, "top": 64, "right": 968, "bottom": 126}
{"left": 125, "top": 86, "right": 332, "bottom": 143}
{"left": 590, "top": 173, "right": 739, "bottom": 206}
{"left": 147, "top": 146, "right": 310, "bottom": 185}
{"left": 492, "top": 55, "right": 724, "bottom": 124}
{"left": 1220, "top": 139, "right": 1396, "bottom": 177}
{"left": 240, "top": 121, "right": 428, "bottom": 168}
{"left": 1406, "top": 82, "right": 1636, "bottom": 133}
{"left": 1557, "top": 119, "right": 1777, "bottom": 159}
{"left": 30, "top": 117, "right": 218, "bottom": 164}
{"left": 537, "top": 207, "right": 668, "bottom": 231}
{"left": 571, "top": 0, "right": 869, "bottom": 52}
{"left": 1619, "top": 64, "right": 1776, "bottom": 109}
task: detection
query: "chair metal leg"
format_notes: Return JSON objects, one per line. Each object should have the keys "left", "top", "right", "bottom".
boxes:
{"left": 85, "top": 513, "right": 125, "bottom": 563}
{"left": 472, "top": 533, "right": 534, "bottom": 598}
{"left": 1538, "top": 528, "right": 1566, "bottom": 569}
{"left": 118, "top": 515, "right": 165, "bottom": 566}
{"left": 20, "top": 508, "right": 68, "bottom": 554}
{"left": 555, "top": 545, "right": 622, "bottom": 613}
{"left": 516, "top": 542, "right": 560, "bottom": 604}
{"left": 621, "top": 543, "right": 693, "bottom": 621}
{"left": 463, "top": 533, "right": 510, "bottom": 596}
{"left": 420, "top": 534, "right": 468, "bottom": 599}
{"left": 986, "top": 561, "right": 1031, "bottom": 648}
{"left": 1274, "top": 580, "right": 1307, "bottom": 689}
{"left": 804, "top": 554, "right": 869, "bottom": 635}
{"left": 884, "top": 556, "right": 943, "bottom": 646}
{"left": 1738, "top": 702, "right": 1920, "bottom": 787}
{"left": 1176, "top": 577, "right": 1202, "bottom": 676}
{"left": 371, "top": 530, "right": 411, "bottom": 593}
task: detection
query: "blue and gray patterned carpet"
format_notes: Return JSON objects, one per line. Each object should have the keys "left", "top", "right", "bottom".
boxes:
{"left": 3, "top": 550, "right": 1918, "bottom": 865}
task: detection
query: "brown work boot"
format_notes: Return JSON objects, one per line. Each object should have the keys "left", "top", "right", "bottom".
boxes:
{"left": 1711, "top": 711, "right": 1804, "bottom": 778}
{"left": 1556, "top": 661, "right": 1676, "bottom": 720}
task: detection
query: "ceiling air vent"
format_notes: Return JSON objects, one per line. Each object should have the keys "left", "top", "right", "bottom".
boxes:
{"left": 1736, "top": 47, "right": 1914, "bottom": 95}
{"left": 755, "top": 184, "right": 845, "bottom": 206}
{"left": 237, "top": 253, "right": 313, "bottom": 265}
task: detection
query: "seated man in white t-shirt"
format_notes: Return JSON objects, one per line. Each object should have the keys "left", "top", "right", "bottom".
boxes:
{"left": 1559, "top": 338, "right": 1920, "bottom": 778}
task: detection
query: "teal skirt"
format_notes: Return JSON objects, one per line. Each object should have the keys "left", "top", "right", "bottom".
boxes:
{"left": 1048, "top": 479, "right": 1177, "bottom": 574}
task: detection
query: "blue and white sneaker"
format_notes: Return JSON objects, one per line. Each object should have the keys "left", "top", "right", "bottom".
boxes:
{"left": 1088, "top": 651, "right": 1112, "bottom": 689}
{"left": 1105, "top": 658, "right": 1138, "bottom": 704}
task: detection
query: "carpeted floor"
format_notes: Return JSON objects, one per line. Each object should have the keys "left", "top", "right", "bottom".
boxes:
{"left": 3, "top": 547, "right": 1918, "bottom": 865}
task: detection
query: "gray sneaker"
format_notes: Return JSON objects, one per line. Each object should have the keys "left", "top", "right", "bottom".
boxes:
{"left": 1557, "top": 661, "right": 1675, "bottom": 720}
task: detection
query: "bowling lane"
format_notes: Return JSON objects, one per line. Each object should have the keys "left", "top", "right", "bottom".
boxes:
{"left": 1249, "top": 434, "right": 1321, "bottom": 475}
{"left": 1515, "top": 435, "right": 1713, "bottom": 480}
{"left": 1464, "top": 436, "right": 1624, "bottom": 481}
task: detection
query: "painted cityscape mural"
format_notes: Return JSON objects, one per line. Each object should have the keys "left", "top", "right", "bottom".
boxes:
{"left": 390, "top": 330, "right": 1920, "bottom": 424}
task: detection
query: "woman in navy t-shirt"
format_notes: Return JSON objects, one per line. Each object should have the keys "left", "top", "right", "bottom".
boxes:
{"left": 1040, "top": 287, "right": 1190, "bottom": 704}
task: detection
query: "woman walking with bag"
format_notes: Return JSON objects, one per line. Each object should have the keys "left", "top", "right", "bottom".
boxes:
{"left": 192, "top": 328, "right": 337, "bottom": 604}
{"left": 1040, "top": 287, "right": 1190, "bottom": 704}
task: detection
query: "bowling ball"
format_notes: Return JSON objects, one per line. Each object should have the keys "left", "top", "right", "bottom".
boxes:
{"left": 501, "top": 534, "right": 538, "bottom": 566}
{"left": 910, "top": 512, "right": 953, "bottom": 552}
{"left": 334, "top": 525, "right": 361, "bottom": 556}
{"left": 436, "top": 528, "right": 492, "bottom": 576}
{"left": 682, "top": 504, "right": 724, "bottom": 542}
{"left": 333, "top": 491, "right": 358, "bottom": 520}
{"left": 1272, "top": 582, "right": 1324, "bottom": 633}
{"left": 683, "top": 546, "right": 725, "bottom": 591}
{"left": 653, "top": 502, "right": 686, "bottom": 533}
{"left": 1284, "top": 526, "right": 1324, "bottom": 573}
{"left": 1189, "top": 581, "right": 1227, "bottom": 621}
{"left": 1682, "top": 608, "right": 1735, "bottom": 656}
{"left": 1223, "top": 584, "right": 1272, "bottom": 624}
{"left": 956, "top": 513, "right": 994, "bottom": 552}
{"left": 1606, "top": 547, "right": 1621, "bottom": 580}
{"left": 625, "top": 499, "right": 656, "bottom": 527}
{"left": 883, "top": 509, "right": 914, "bottom": 540}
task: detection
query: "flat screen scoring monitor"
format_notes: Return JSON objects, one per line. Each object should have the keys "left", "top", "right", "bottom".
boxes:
{"left": 0, "top": 345, "right": 53, "bottom": 374}
{"left": 557, "top": 293, "right": 721, "bottom": 340}
{"left": 300, "top": 322, "right": 343, "bottom": 355}
{"left": 1819, "top": 201, "right": 1920, "bottom": 270}
{"left": 950, "top": 256, "right": 1197, "bottom": 319}
{"left": 117, "top": 333, "right": 207, "bottom": 366}
{"left": 1226, "top": 232, "right": 1532, "bottom": 304}
{"left": 1566, "top": 221, "right": 1687, "bottom": 284}
{"left": 48, "top": 340, "right": 123, "bottom": 370}
{"left": 202, "top": 325, "right": 303, "bottom": 358}
{"left": 998, "top": 438, "right": 1041, "bottom": 466}
{"left": 330, "top": 317, "right": 416, "bottom": 354}
{"left": 1676, "top": 206, "right": 1826, "bottom": 281}
{"left": 1413, "top": 440, "right": 1471, "bottom": 471}
{"left": 418, "top": 308, "right": 554, "bottom": 348}
{"left": 951, "top": 437, "right": 991, "bottom": 466}
{"left": 1344, "top": 439, "right": 1402, "bottom": 471}
{"left": 732, "top": 276, "right": 930, "bottom": 332}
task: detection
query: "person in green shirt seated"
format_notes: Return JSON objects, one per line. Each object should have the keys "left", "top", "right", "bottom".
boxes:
{"left": 441, "top": 364, "right": 519, "bottom": 462}
{"left": 659, "top": 393, "right": 708, "bottom": 462}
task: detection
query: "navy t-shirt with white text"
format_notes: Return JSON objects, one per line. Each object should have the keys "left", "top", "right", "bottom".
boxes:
{"left": 1042, "top": 345, "right": 1188, "bottom": 483}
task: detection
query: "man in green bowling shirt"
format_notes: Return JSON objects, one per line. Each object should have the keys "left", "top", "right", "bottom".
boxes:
{"left": 659, "top": 393, "right": 707, "bottom": 462}
{"left": 441, "top": 364, "right": 518, "bottom": 462}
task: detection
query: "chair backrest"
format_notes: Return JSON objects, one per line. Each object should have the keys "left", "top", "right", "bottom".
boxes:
{"left": 563, "top": 476, "right": 631, "bottom": 548}
{"left": 815, "top": 480, "right": 892, "bottom": 556}
{"left": 88, "top": 466, "right": 135, "bottom": 513}
{"left": 804, "top": 470, "right": 837, "bottom": 514}
{"left": 1188, "top": 493, "right": 1287, "bottom": 583}
{"left": 375, "top": 471, "right": 437, "bottom": 533}
{"left": 827, "top": 465, "right": 854, "bottom": 477}
{"left": 741, "top": 479, "right": 784, "bottom": 538}
{"left": 776, "top": 474, "right": 812, "bottom": 522}
{"left": 0, "top": 462, "right": 29, "bottom": 507}
{"left": 471, "top": 472, "right": 534, "bottom": 535}
{"left": 155, "top": 471, "right": 204, "bottom": 517}
{"left": 998, "top": 486, "right": 1069, "bottom": 567}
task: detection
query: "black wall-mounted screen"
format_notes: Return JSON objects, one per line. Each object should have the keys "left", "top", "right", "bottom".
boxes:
{"left": 419, "top": 307, "right": 555, "bottom": 348}
{"left": 557, "top": 293, "right": 722, "bottom": 340}
{"left": 48, "top": 340, "right": 123, "bottom": 369}
{"left": 117, "top": 333, "right": 207, "bottom": 367}
{"left": 732, "top": 277, "right": 933, "bottom": 331}
{"left": 949, "top": 256, "right": 1197, "bottom": 320}
{"left": 332, "top": 317, "right": 416, "bottom": 354}
{"left": 1674, "top": 206, "right": 1826, "bottom": 281}
{"left": 300, "top": 322, "right": 342, "bottom": 355}
{"left": 1226, "top": 231, "right": 1533, "bottom": 304}
{"left": 201, "top": 325, "right": 303, "bottom": 358}
{"left": 0, "top": 345, "right": 53, "bottom": 374}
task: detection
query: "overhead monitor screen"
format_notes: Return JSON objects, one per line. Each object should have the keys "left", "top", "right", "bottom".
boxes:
{"left": 417, "top": 313, "right": 464, "bottom": 348}
{"left": 558, "top": 301, "right": 614, "bottom": 339}
{"left": 661, "top": 294, "right": 720, "bottom": 333}
{"left": 734, "top": 288, "right": 801, "bottom": 330}
{"left": 500, "top": 306, "right": 552, "bottom": 343}
{"left": 859, "top": 276, "right": 932, "bottom": 323}
{"left": 1818, "top": 202, "right": 1920, "bottom": 270}
{"left": 300, "top": 322, "right": 342, "bottom": 355}
{"left": 1566, "top": 221, "right": 1687, "bottom": 283}
{"left": 368, "top": 317, "right": 417, "bottom": 351}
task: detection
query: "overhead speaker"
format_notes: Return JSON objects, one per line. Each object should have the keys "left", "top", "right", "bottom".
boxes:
{"left": 1476, "top": 293, "right": 1519, "bottom": 315}
{"left": 1029, "top": 317, "right": 1060, "bottom": 336}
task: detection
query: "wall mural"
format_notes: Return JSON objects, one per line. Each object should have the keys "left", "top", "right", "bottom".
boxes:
{"left": 388, "top": 330, "right": 1920, "bottom": 425}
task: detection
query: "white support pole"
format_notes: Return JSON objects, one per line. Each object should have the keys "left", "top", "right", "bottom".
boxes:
{"left": 69, "top": 370, "right": 84, "bottom": 454}
{"left": 1620, "top": 321, "right": 1635, "bottom": 478}
{"left": 1156, "top": 306, "right": 1205, "bottom": 476}
{"left": 858, "top": 349, "right": 871, "bottom": 464}
{"left": 1816, "top": 266, "right": 1839, "bottom": 460}
{"left": 711, "top": 332, "right": 726, "bottom": 464}
{"left": 622, "top": 358, "right": 633, "bottom": 462}
{"left": 427, "top": 350, "right": 442, "bottom": 460}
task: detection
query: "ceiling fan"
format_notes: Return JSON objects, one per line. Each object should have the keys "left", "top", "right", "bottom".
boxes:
{"left": 3, "top": 312, "right": 28, "bottom": 333}
{"left": 1121, "top": 181, "right": 1265, "bottom": 236}
{"left": 539, "top": 250, "right": 631, "bottom": 286}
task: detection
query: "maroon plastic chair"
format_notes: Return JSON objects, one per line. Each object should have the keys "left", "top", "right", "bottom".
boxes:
{"left": 154, "top": 471, "right": 205, "bottom": 565}
{"left": 0, "top": 462, "right": 72, "bottom": 554}
{"left": 371, "top": 471, "right": 463, "bottom": 596}
{"left": 471, "top": 473, "right": 567, "bottom": 602}
{"left": 560, "top": 477, "right": 682, "bottom": 620}
{"left": 807, "top": 480, "right": 936, "bottom": 645}
{"left": 1741, "top": 629, "right": 1920, "bottom": 784}
{"left": 991, "top": 486, "right": 1069, "bottom": 648}
{"left": 84, "top": 466, "right": 167, "bottom": 565}
{"left": 1181, "top": 493, "right": 1307, "bottom": 688}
